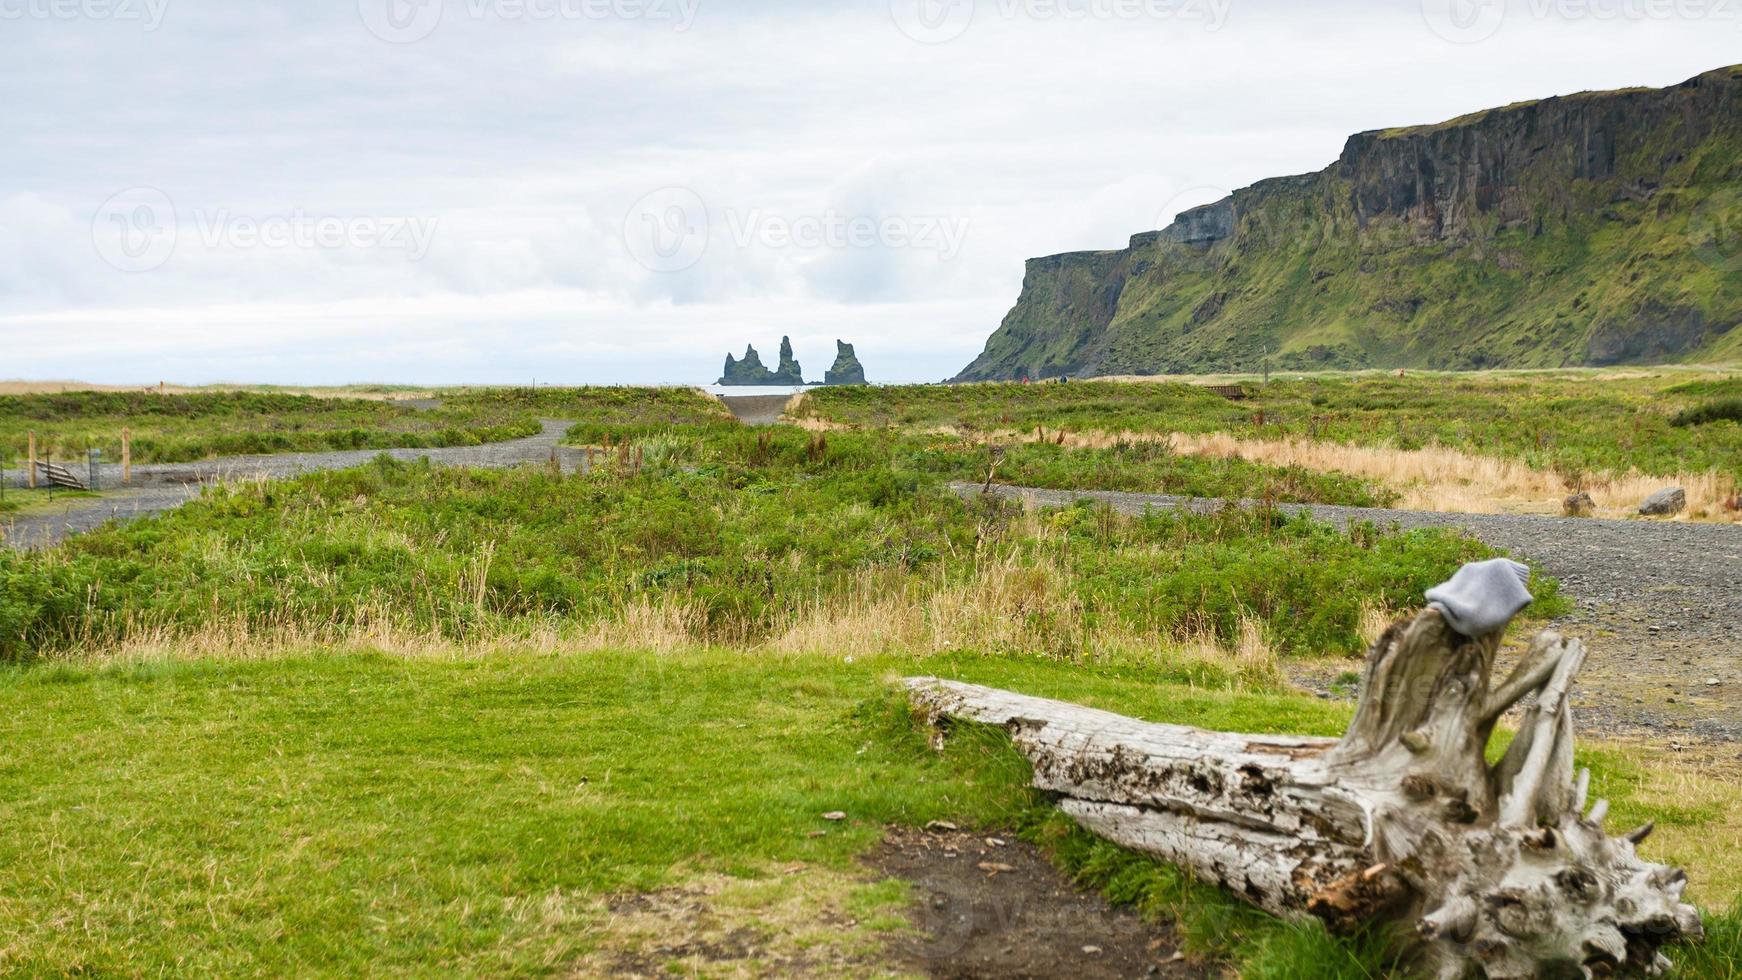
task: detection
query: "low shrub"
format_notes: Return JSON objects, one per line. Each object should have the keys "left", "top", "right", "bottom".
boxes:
{"left": 1671, "top": 398, "right": 1742, "bottom": 427}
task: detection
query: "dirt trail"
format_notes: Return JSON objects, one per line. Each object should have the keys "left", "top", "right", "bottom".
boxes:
{"left": 869, "top": 826, "right": 1201, "bottom": 979}
{"left": 965, "top": 483, "right": 1742, "bottom": 743}
{"left": 718, "top": 394, "right": 792, "bottom": 425}
{"left": 2, "top": 420, "right": 579, "bottom": 550}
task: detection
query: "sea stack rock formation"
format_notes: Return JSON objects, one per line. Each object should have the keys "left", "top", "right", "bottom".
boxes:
{"left": 718, "top": 337, "right": 805, "bottom": 385}
{"left": 771, "top": 336, "right": 804, "bottom": 385}
{"left": 823, "top": 340, "right": 868, "bottom": 385}
{"left": 719, "top": 345, "right": 770, "bottom": 385}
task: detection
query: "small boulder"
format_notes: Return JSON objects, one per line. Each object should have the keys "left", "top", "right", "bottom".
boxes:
{"left": 1639, "top": 487, "right": 1687, "bottom": 517}
{"left": 1563, "top": 492, "right": 1595, "bottom": 517}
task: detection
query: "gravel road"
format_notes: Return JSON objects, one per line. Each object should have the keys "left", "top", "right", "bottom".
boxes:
{"left": 966, "top": 483, "right": 1742, "bottom": 743}
{"left": 2, "top": 420, "right": 581, "bottom": 550}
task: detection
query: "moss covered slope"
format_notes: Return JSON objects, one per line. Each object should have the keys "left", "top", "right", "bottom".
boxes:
{"left": 957, "top": 65, "right": 1742, "bottom": 379}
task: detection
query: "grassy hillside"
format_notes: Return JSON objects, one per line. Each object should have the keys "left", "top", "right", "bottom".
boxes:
{"left": 959, "top": 66, "right": 1742, "bottom": 379}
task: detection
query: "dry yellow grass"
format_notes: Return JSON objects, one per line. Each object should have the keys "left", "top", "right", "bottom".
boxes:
{"left": 937, "top": 424, "right": 1738, "bottom": 522}
{"left": 49, "top": 516, "right": 1281, "bottom": 690}
{"left": 787, "top": 386, "right": 1735, "bottom": 519}
{"left": 1163, "top": 430, "right": 1737, "bottom": 520}
{"left": 763, "top": 554, "right": 1280, "bottom": 689}
{"left": 1596, "top": 744, "right": 1742, "bottom": 908}
{"left": 1090, "top": 363, "right": 1742, "bottom": 387}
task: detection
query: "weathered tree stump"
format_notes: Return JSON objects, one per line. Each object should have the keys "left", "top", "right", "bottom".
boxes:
{"left": 906, "top": 610, "right": 1701, "bottom": 978}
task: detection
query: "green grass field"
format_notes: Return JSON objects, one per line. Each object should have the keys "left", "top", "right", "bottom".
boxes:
{"left": 1, "top": 424, "right": 1513, "bottom": 664}
{"left": 1, "top": 649, "right": 1735, "bottom": 976}
{"left": 1, "top": 382, "right": 1736, "bottom": 976}
{"left": 0, "top": 386, "right": 730, "bottom": 465}
{"left": 797, "top": 369, "right": 1742, "bottom": 480}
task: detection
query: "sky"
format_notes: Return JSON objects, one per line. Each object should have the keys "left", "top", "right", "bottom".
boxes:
{"left": 1, "top": 0, "right": 1737, "bottom": 386}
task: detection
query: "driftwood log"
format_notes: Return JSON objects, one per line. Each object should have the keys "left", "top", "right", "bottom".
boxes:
{"left": 907, "top": 609, "right": 1702, "bottom": 978}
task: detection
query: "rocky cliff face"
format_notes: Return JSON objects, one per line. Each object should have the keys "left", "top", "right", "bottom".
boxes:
{"left": 823, "top": 340, "right": 867, "bottom": 385}
{"left": 957, "top": 65, "right": 1742, "bottom": 380}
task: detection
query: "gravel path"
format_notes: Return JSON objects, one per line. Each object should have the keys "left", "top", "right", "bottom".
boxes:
{"left": 719, "top": 395, "right": 791, "bottom": 426}
{"left": 965, "top": 483, "right": 1742, "bottom": 743}
{"left": 2, "top": 420, "right": 581, "bottom": 550}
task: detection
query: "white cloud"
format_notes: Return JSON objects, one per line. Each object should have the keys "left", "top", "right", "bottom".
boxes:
{"left": 0, "top": 0, "right": 1736, "bottom": 383}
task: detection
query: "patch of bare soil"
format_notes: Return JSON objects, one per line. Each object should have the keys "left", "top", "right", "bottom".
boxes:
{"left": 867, "top": 827, "right": 1205, "bottom": 980}
{"left": 574, "top": 869, "right": 907, "bottom": 978}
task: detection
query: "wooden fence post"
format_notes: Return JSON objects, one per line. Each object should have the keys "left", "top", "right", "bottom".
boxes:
{"left": 27, "top": 431, "right": 36, "bottom": 489}
{"left": 122, "top": 427, "right": 132, "bottom": 485}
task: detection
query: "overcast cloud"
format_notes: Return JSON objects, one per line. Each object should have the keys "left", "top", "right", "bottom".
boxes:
{"left": 0, "top": 0, "right": 1736, "bottom": 384}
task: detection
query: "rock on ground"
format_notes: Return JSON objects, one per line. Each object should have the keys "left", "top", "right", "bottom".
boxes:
{"left": 1639, "top": 487, "right": 1687, "bottom": 516}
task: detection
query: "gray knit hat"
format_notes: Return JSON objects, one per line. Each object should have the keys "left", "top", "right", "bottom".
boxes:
{"left": 1425, "top": 558, "right": 1533, "bottom": 637}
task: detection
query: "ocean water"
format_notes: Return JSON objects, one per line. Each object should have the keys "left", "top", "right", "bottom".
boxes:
{"left": 699, "top": 384, "right": 809, "bottom": 397}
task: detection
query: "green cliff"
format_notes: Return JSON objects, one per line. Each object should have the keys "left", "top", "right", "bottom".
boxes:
{"left": 956, "top": 65, "right": 1742, "bottom": 379}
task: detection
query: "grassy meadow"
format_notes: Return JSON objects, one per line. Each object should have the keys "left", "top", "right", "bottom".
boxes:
{"left": 0, "top": 385, "right": 732, "bottom": 465}
{"left": 3, "top": 649, "right": 1737, "bottom": 976}
{"left": 0, "top": 380, "right": 1737, "bottom": 976}
{"left": 794, "top": 368, "right": 1742, "bottom": 518}
{"left": 0, "top": 424, "right": 1505, "bottom": 663}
